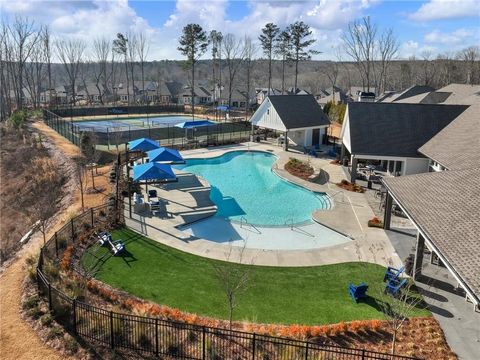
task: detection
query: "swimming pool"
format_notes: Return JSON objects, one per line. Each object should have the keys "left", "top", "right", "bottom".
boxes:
{"left": 175, "top": 151, "right": 330, "bottom": 226}
{"left": 73, "top": 115, "right": 195, "bottom": 132}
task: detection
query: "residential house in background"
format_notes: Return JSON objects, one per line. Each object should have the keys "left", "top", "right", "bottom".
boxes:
{"left": 377, "top": 85, "right": 435, "bottom": 103}
{"left": 255, "top": 88, "right": 282, "bottom": 104}
{"left": 178, "top": 86, "right": 212, "bottom": 105}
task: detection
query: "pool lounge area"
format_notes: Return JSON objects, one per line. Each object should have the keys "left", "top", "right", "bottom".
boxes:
{"left": 125, "top": 142, "right": 401, "bottom": 267}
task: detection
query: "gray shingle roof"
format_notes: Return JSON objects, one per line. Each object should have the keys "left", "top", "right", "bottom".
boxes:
{"left": 381, "top": 85, "right": 435, "bottom": 103}
{"left": 437, "top": 84, "right": 480, "bottom": 104}
{"left": 383, "top": 168, "right": 480, "bottom": 302}
{"left": 346, "top": 102, "right": 469, "bottom": 157}
{"left": 268, "top": 95, "right": 330, "bottom": 129}
{"left": 419, "top": 105, "right": 480, "bottom": 170}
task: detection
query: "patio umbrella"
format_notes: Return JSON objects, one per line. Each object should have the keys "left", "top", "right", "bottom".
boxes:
{"left": 147, "top": 147, "right": 184, "bottom": 164}
{"left": 132, "top": 162, "right": 176, "bottom": 182}
{"left": 128, "top": 137, "right": 160, "bottom": 152}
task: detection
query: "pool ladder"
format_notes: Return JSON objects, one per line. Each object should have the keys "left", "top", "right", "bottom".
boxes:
{"left": 240, "top": 216, "right": 248, "bottom": 228}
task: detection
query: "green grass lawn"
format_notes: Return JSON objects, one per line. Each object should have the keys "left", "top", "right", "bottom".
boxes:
{"left": 82, "top": 227, "right": 430, "bottom": 325}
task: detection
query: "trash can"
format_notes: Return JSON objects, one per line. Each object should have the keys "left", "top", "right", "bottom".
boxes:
{"left": 343, "top": 157, "right": 349, "bottom": 166}
{"left": 404, "top": 254, "right": 414, "bottom": 276}
{"left": 367, "top": 180, "right": 372, "bottom": 189}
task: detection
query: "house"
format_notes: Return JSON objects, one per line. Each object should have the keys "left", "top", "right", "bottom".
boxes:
{"left": 115, "top": 84, "right": 137, "bottom": 103}
{"left": 219, "top": 89, "right": 256, "bottom": 109}
{"left": 255, "top": 88, "right": 282, "bottom": 105}
{"left": 77, "top": 83, "right": 112, "bottom": 104}
{"left": 384, "top": 84, "right": 480, "bottom": 105}
{"left": 379, "top": 102, "right": 480, "bottom": 312}
{"left": 340, "top": 102, "right": 469, "bottom": 182}
{"left": 286, "top": 87, "right": 311, "bottom": 95}
{"left": 348, "top": 86, "right": 376, "bottom": 100}
{"left": 378, "top": 85, "right": 435, "bottom": 103}
{"left": 250, "top": 94, "right": 330, "bottom": 150}
{"left": 165, "top": 81, "right": 183, "bottom": 103}
{"left": 317, "top": 90, "right": 349, "bottom": 108}
{"left": 418, "top": 105, "right": 480, "bottom": 172}
{"left": 179, "top": 86, "right": 212, "bottom": 105}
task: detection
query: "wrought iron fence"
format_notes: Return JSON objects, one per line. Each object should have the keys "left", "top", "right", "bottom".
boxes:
{"left": 36, "top": 205, "right": 419, "bottom": 360}
{"left": 43, "top": 107, "right": 252, "bottom": 150}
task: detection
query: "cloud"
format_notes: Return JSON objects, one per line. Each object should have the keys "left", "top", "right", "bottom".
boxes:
{"left": 0, "top": 0, "right": 383, "bottom": 60}
{"left": 424, "top": 28, "right": 476, "bottom": 45}
{"left": 408, "top": 0, "right": 480, "bottom": 22}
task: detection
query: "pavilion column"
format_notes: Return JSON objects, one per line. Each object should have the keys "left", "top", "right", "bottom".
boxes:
{"left": 283, "top": 131, "right": 289, "bottom": 151}
{"left": 383, "top": 191, "right": 393, "bottom": 230}
{"left": 413, "top": 232, "right": 425, "bottom": 280}
{"left": 350, "top": 157, "right": 358, "bottom": 183}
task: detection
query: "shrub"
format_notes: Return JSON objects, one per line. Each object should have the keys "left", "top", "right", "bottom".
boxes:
{"left": 22, "top": 295, "right": 39, "bottom": 310}
{"left": 60, "top": 245, "right": 75, "bottom": 271}
{"left": 43, "top": 259, "right": 60, "bottom": 280}
{"left": 368, "top": 217, "right": 384, "bottom": 228}
{"left": 40, "top": 313, "right": 53, "bottom": 326}
{"left": 7, "top": 110, "right": 27, "bottom": 129}
{"left": 46, "top": 326, "right": 64, "bottom": 340}
{"left": 27, "top": 306, "right": 44, "bottom": 319}
{"left": 64, "top": 334, "right": 79, "bottom": 354}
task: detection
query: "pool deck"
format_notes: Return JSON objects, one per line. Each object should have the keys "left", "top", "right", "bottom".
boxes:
{"left": 125, "top": 142, "right": 402, "bottom": 268}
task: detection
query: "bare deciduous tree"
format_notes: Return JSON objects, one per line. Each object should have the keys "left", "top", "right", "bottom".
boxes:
{"left": 378, "top": 28, "right": 399, "bottom": 95}
{"left": 342, "top": 16, "right": 377, "bottom": 92}
{"left": 458, "top": 46, "right": 480, "bottom": 85}
{"left": 113, "top": 33, "right": 129, "bottom": 104}
{"left": 56, "top": 38, "right": 86, "bottom": 105}
{"left": 74, "top": 156, "right": 89, "bottom": 210}
{"left": 92, "top": 37, "right": 111, "bottom": 104}
{"left": 136, "top": 31, "right": 150, "bottom": 104}
{"left": 212, "top": 241, "right": 252, "bottom": 329}
{"left": 420, "top": 51, "right": 436, "bottom": 87}
{"left": 222, "top": 34, "right": 245, "bottom": 109}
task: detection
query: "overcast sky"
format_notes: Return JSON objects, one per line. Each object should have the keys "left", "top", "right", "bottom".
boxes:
{"left": 1, "top": 0, "right": 479, "bottom": 61}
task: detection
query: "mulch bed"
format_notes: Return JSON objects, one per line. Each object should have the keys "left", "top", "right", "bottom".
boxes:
{"left": 284, "top": 158, "right": 314, "bottom": 180}
{"left": 336, "top": 179, "right": 365, "bottom": 193}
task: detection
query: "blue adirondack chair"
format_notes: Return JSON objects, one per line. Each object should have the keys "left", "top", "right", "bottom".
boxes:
{"left": 348, "top": 282, "right": 369, "bottom": 303}
{"left": 385, "top": 278, "right": 408, "bottom": 296}
{"left": 383, "top": 266, "right": 405, "bottom": 282}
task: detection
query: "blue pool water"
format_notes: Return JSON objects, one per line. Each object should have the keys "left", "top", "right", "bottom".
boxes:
{"left": 175, "top": 151, "right": 330, "bottom": 226}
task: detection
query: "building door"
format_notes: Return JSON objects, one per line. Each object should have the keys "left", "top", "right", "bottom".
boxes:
{"left": 312, "top": 128, "right": 320, "bottom": 146}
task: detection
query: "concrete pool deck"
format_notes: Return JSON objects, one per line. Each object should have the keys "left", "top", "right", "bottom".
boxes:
{"left": 125, "top": 142, "right": 402, "bottom": 267}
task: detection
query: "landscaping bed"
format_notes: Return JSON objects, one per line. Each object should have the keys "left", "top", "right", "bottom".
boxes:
{"left": 284, "top": 157, "right": 315, "bottom": 180}
{"left": 336, "top": 179, "right": 365, "bottom": 193}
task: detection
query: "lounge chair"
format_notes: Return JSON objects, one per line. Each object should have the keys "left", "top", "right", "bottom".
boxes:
{"left": 348, "top": 282, "right": 369, "bottom": 303}
{"left": 111, "top": 240, "right": 125, "bottom": 256}
{"left": 385, "top": 278, "right": 408, "bottom": 296}
{"left": 97, "top": 231, "right": 112, "bottom": 246}
{"left": 148, "top": 189, "right": 158, "bottom": 199}
{"left": 383, "top": 266, "right": 405, "bottom": 282}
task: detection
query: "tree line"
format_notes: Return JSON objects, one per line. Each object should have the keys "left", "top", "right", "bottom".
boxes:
{"left": 1, "top": 15, "right": 479, "bottom": 120}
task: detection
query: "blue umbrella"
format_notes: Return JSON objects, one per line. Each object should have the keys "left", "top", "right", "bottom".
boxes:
{"left": 133, "top": 162, "right": 176, "bottom": 182}
{"left": 175, "top": 120, "right": 216, "bottom": 129}
{"left": 147, "top": 147, "right": 184, "bottom": 164}
{"left": 128, "top": 137, "right": 160, "bottom": 152}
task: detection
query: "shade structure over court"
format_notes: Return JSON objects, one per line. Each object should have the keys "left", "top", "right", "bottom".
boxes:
{"left": 128, "top": 137, "right": 160, "bottom": 152}
{"left": 147, "top": 147, "right": 184, "bottom": 164}
{"left": 175, "top": 120, "right": 216, "bottom": 129}
{"left": 133, "top": 162, "right": 176, "bottom": 182}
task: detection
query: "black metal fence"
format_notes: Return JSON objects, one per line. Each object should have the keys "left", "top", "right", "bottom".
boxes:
{"left": 43, "top": 109, "right": 251, "bottom": 149}
{"left": 51, "top": 104, "right": 185, "bottom": 118}
{"left": 36, "top": 205, "right": 419, "bottom": 360}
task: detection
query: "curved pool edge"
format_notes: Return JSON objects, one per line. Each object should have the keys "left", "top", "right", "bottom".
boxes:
{"left": 181, "top": 149, "right": 335, "bottom": 225}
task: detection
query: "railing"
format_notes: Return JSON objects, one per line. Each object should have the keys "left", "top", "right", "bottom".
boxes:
{"left": 36, "top": 204, "right": 419, "bottom": 360}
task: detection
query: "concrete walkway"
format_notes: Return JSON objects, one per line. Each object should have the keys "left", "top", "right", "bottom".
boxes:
{"left": 125, "top": 142, "right": 402, "bottom": 268}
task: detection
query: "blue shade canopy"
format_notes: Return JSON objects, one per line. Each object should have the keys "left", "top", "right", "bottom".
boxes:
{"left": 128, "top": 138, "right": 160, "bottom": 152}
{"left": 216, "top": 105, "right": 230, "bottom": 111}
{"left": 147, "top": 147, "right": 184, "bottom": 163}
{"left": 133, "top": 162, "right": 176, "bottom": 182}
{"left": 175, "top": 120, "right": 216, "bottom": 129}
